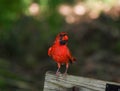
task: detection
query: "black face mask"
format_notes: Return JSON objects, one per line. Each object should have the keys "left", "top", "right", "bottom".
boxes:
{"left": 59, "top": 40, "right": 68, "bottom": 45}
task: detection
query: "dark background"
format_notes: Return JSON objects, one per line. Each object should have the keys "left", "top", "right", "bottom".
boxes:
{"left": 0, "top": 0, "right": 120, "bottom": 90}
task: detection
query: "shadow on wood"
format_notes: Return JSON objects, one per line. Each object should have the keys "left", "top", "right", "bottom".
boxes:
{"left": 43, "top": 71, "right": 120, "bottom": 91}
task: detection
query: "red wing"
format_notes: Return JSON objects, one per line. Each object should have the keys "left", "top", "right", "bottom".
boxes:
{"left": 67, "top": 48, "right": 76, "bottom": 63}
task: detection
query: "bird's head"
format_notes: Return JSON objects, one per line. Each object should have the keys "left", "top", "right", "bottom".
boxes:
{"left": 55, "top": 32, "right": 68, "bottom": 45}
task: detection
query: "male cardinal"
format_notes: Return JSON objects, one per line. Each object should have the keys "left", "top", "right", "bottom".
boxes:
{"left": 48, "top": 32, "right": 76, "bottom": 75}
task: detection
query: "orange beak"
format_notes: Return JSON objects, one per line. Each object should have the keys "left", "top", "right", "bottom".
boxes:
{"left": 63, "top": 35, "right": 68, "bottom": 40}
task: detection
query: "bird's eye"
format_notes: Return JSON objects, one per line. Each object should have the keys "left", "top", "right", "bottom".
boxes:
{"left": 59, "top": 34, "right": 63, "bottom": 37}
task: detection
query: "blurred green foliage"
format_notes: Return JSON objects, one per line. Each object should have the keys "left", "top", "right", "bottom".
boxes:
{"left": 0, "top": 0, "right": 120, "bottom": 91}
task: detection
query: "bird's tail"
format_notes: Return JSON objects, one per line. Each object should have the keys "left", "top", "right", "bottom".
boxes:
{"left": 69, "top": 57, "right": 76, "bottom": 64}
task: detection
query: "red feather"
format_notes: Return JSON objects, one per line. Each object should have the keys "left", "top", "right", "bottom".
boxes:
{"left": 48, "top": 32, "right": 76, "bottom": 75}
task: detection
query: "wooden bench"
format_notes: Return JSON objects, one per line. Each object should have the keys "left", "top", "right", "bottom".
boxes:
{"left": 43, "top": 71, "right": 120, "bottom": 91}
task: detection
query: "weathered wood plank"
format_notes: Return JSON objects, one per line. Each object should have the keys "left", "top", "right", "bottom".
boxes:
{"left": 43, "top": 71, "right": 120, "bottom": 91}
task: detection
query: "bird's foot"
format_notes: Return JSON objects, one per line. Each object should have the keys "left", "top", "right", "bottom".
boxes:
{"left": 56, "top": 72, "right": 61, "bottom": 81}
{"left": 63, "top": 72, "right": 68, "bottom": 77}
{"left": 56, "top": 72, "right": 61, "bottom": 76}
{"left": 62, "top": 72, "right": 68, "bottom": 81}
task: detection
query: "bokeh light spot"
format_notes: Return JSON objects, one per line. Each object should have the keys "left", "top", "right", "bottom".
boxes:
{"left": 73, "top": 5, "right": 86, "bottom": 15}
{"left": 29, "top": 3, "right": 40, "bottom": 16}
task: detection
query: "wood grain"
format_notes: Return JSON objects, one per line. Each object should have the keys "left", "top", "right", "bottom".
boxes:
{"left": 43, "top": 71, "right": 120, "bottom": 91}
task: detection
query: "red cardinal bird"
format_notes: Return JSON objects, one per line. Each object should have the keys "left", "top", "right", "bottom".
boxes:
{"left": 48, "top": 32, "right": 76, "bottom": 75}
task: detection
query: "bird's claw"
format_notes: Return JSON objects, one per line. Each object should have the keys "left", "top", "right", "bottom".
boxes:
{"left": 56, "top": 72, "right": 61, "bottom": 81}
{"left": 63, "top": 72, "right": 68, "bottom": 77}
{"left": 56, "top": 72, "right": 61, "bottom": 76}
